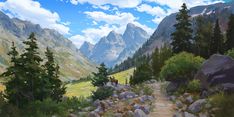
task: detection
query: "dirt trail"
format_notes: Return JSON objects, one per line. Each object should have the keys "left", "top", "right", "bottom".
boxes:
{"left": 149, "top": 82, "right": 175, "bottom": 117}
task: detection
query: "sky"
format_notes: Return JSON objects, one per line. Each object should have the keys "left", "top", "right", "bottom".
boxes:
{"left": 0, "top": 0, "right": 231, "bottom": 48}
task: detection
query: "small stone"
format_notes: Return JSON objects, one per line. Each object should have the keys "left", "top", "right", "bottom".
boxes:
{"left": 184, "top": 112, "right": 197, "bottom": 117}
{"left": 186, "top": 95, "right": 194, "bottom": 104}
{"left": 176, "top": 100, "right": 183, "bottom": 108}
{"left": 93, "top": 100, "right": 100, "bottom": 107}
{"left": 188, "top": 99, "right": 207, "bottom": 113}
{"left": 89, "top": 111, "right": 100, "bottom": 117}
{"left": 126, "top": 111, "right": 134, "bottom": 117}
{"left": 173, "top": 111, "right": 183, "bottom": 117}
{"left": 170, "top": 95, "right": 177, "bottom": 101}
{"left": 114, "top": 113, "right": 123, "bottom": 117}
{"left": 134, "top": 109, "right": 148, "bottom": 117}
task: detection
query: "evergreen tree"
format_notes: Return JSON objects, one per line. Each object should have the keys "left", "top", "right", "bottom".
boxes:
{"left": 1, "top": 42, "right": 23, "bottom": 107}
{"left": 193, "top": 16, "right": 213, "bottom": 58}
{"left": 91, "top": 63, "right": 109, "bottom": 87}
{"left": 210, "top": 19, "right": 224, "bottom": 54}
{"left": 43, "top": 48, "right": 65, "bottom": 102}
{"left": 19, "top": 32, "right": 44, "bottom": 103}
{"left": 226, "top": 14, "right": 234, "bottom": 51}
{"left": 171, "top": 3, "right": 193, "bottom": 53}
{"left": 130, "top": 62, "right": 152, "bottom": 85}
{"left": 152, "top": 44, "right": 173, "bottom": 79}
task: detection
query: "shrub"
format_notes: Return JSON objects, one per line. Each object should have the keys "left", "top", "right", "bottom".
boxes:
{"left": 160, "top": 52, "right": 205, "bottom": 82}
{"left": 132, "top": 84, "right": 154, "bottom": 95}
{"left": 22, "top": 98, "right": 68, "bottom": 117}
{"left": 63, "top": 96, "right": 91, "bottom": 111}
{"left": 92, "top": 86, "right": 114, "bottom": 100}
{"left": 210, "top": 93, "right": 234, "bottom": 117}
{"left": 225, "top": 48, "right": 234, "bottom": 59}
{"left": 187, "top": 79, "right": 201, "bottom": 93}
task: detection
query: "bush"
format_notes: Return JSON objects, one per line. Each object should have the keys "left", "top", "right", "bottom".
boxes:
{"left": 92, "top": 86, "right": 114, "bottom": 100}
{"left": 187, "top": 79, "right": 201, "bottom": 93}
{"left": 160, "top": 52, "right": 205, "bottom": 82}
{"left": 22, "top": 98, "right": 68, "bottom": 117}
{"left": 225, "top": 48, "right": 234, "bottom": 59}
{"left": 62, "top": 96, "right": 91, "bottom": 111}
{"left": 210, "top": 93, "right": 234, "bottom": 117}
{"left": 132, "top": 84, "right": 154, "bottom": 95}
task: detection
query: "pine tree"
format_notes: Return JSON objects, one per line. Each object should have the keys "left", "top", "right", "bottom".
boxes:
{"left": 210, "top": 19, "right": 224, "bottom": 54}
{"left": 1, "top": 42, "right": 23, "bottom": 107}
{"left": 129, "top": 62, "right": 152, "bottom": 85}
{"left": 193, "top": 16, "right": 212, "bottom": 58}
{"left": 20, "top": 32, "right": 44, "bottom": 103}
{"left": 171, "top": 3, "right": 193, "bottom": 53}
{"left": 91, "top": 63, "right": 109, "bottom": 87}
{"left": 152, "top": 47, "right": 160, "bottom": 77}
{"left": 226, "top": 14, "right": 234, "bottom": 51}
{"left": 43, "top": 48, "right": 65, "bottom": 102}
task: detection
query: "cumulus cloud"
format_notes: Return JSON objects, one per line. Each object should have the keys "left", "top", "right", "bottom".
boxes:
{"left": 69, "top": 0, "right": 142, "bottom": 8}
{"left": 0, "top": 0, "right": 70, "bottom": 35}
{"left": 145, "top": 0, "right": 224, "bottom": 12}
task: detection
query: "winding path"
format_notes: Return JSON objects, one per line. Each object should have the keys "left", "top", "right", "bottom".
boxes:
{"left": 149, "top": 82, "right": 175, "bottom": 117}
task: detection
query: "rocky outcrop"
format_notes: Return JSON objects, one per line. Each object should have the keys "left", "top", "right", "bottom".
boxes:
{"left": 195, "top": 54, "right": 234, "bottom": 92}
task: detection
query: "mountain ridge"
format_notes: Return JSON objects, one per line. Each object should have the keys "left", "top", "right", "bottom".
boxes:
{"left": 0, "top": 11, "right": 97, "bottom": 81}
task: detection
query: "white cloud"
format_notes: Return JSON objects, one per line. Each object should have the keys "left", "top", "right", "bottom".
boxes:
{"left": 145, "top": 0, "right": 224, "bottom": 12}
{"left": 139, "top": 0, "right": 224, "bottom": 24}
{"left": 69, "top": 34, "right": 94, "bottom": 48}
{"left": 0, "top": 0, "right": 70, "bottom": 35}
{"left": 69, "top": 0, "right": 142, "bottom": 8}
{"left": 137, "top": 4, "right": 166, "bottom": 16}
{"left": 136, "top": 4, "right": 168, "bottom": 24}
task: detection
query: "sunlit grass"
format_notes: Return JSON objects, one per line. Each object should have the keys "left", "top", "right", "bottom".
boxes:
{"left": 110, "top": 68, "right": 135, "bottom": 84}
{"left": 65, "top": 68, "right": 134, "bottom": 97}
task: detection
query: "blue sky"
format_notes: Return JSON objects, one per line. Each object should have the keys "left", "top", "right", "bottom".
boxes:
{"left": 0, "top": 0, "right": 230, "bottom": 48}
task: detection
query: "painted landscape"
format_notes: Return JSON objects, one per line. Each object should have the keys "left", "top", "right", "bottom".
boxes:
{"left": 0, "top": 0, "right": 234, "bottom": 117}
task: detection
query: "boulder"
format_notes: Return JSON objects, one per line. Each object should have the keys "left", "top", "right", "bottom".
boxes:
{"left": 184, "top": 112, "right": 197, "bottom": 117}
{"left": 188, "top": 99, "right": 206, "bottom": 113}
{"left": 195, "top": 54, "right": 234, "bottom": 92}
{"left": 176, "top": 100, "right": 183, "bottom": 108}
{"left": 134, "top": 109, "right": 148, "bottom": 117}
{"left": 173, "top": 111, "right": 183, "bottom": 117}
{"left": 89, "top": 111, "right": 100, "bottom": 117}
{"left": 119, "top": 91, "right": 137, "bottom": 99}
{"left": 166, "top": 82, "right": 179, "bottom": 94}
{"left": 186, "top": 95, "right": 194, "bottom": 104}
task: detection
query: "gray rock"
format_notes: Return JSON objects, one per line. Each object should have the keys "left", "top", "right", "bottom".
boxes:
{"left": 93, "top": 100, "right": 100, "bottom": 107}
{"left": 140, "top": 105, "right": 150, "bottom": 114}
{"left": 169, "top": 95, "right": 177, "bottom": 101}
{"left": 186, "top": 95, "right": 194, "bottom": 104}
{"left": 114, "top": 113, "right": 123, "bottom": 117}
{"left": 134, "top": 109, "right": 148, "bottom": 117}
{"left": 119, "top": 91, "right": 137, "bottom": 99}
{"left": 173, "top": 111, "right": 183, "bottom": 117}
{"left": 89, "top": 111, "right": 100, "bottom": 117}
{"left": 166, "top": 82, "right": 179, "bottom": 94}
{"left": 127, "top": 111, "right": 134, "bottom": 117}
{"left": 188, "top": 99, "right": 206, "bottom": 113}
{"left": 195, "top": 54, "right": 234, "bottom": 92}
{"left": 176, "top": 100, "right": 183, "bottom": 108}
{"left": 133, "top": 104, "right": 141, "bottom": 110}
{"left": 184, "top": 112, "right": 197, "bottom": 117}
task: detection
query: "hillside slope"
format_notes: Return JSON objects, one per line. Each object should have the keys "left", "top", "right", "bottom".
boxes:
{"left": 0, "top": 11, "right": 96, "bottom": 81}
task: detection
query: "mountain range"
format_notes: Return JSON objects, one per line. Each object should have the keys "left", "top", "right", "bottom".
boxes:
{"left": 137, "top": 2, "right": 234, "bottom": 56}
{"left": 0, "top": 11, "right": 96, "bottom": 82}
{"left": 80, "top": 23, "right": 149, "bottom": 67}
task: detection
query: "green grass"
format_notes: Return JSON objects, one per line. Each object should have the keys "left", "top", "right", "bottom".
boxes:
{"left": 110, "top": 68, "right": 135, "bottom": 84}
{"left": 65, "top": 81, "right": 96, "bottom": 97}
{"left": 65, "top": 68, "right": 135, "bottom": 97}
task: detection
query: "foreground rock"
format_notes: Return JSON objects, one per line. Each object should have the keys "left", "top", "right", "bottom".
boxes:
{"left": 195, "top": 54, "right": 234, "bottom": 92}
